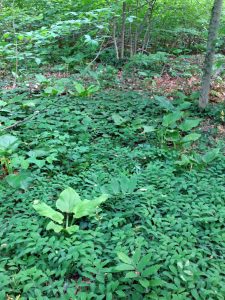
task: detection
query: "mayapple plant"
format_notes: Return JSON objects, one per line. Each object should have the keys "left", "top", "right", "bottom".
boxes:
{"left": 157, "top": 110, "right": 202, "bottom": 147}
{"left": 0, "top": 134, "right": 20, "bottom": 174}
{"left": 33, "top": 187, "right": 108, "bottom": 234}
{"left": 71, "top": 82, "right": 100, "bottom": 97}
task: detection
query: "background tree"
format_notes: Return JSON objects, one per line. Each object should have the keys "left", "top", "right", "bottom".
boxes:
{"left": 199, "top": 0, "right": 223, "bottom": 109}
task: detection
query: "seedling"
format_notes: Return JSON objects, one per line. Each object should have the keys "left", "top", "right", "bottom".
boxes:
{"left": 0, "top": 134, "right": 20, "bottom": 174}
{"left": 33, "top": 187, "right": 108, "bottom": 234}
{"left": 72, "top": 82, "right": 100, "bottom": 97}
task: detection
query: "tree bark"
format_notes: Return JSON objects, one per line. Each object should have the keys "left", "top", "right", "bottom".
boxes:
{"left": 121, "top": 1, "right": 127, "bottom": 59}
{"left": 199, "top": 0, "right": 223, "bottom": 109}
{"left": 113, "top": 17, "right": 119, "bottom": 60}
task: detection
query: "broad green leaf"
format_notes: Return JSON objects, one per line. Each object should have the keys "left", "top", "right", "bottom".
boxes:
{"left": 117, "top": 252, "right": 133, "bottom": 265}
{"left": 46, "top": 221, "right": 63, "bottom": 233}
{"left": 28, "top": 149, "right": 48, "bottom": 158}
{"left": 175, "top": 155, "right": 191, "bottom": 166}
{"left": 125, "top": 272, "right": 138, "bottom": 279}
{"left": 162, "top": 111, "right": 183, "bottom": 127}
{"left": 191, "top": 289, "right": 200, "bottom": 299}
{"left": 66, "top": 225, "right": 79, "bottom": 235}
{"left": 143, "top": 125, "right": 155, "bottom": 133}
{"left": 179, "top": 119, "right": 201, "bottom": 131}
{"left": 165, "top": 130, "right": 181, "bottom": 142}
{"left": 73, "top": 194, "right": 108, "bottom": 218}
{"left": 114, "top": 264, "right": 135, "bottom": 272}
{"left": 139, "top": 278, "right": 149, "bottom": 288}
{"left": 110, "top": 178, "right": 120, "bottom": 194}
{"left": 155, "top": 96, "right": 174, "bottom": 111}
{"left": 0, "top": 100, "right": 7, "bottom": 107}
{"left": 35, "top": 58, "right": 42, "bottom": 65}
{"left": 35, "top": 74, "right": 47, "bottom": 83}
{"left": 116, "top": 290, "right": 126, "bottom": 297}
{"left": 142, "top": 264, "right": 161, "bottom": 277}
{"left": 87, "top": 85, "right": 99, "bottom": 93}
{"left": 182, "top": 133, "right": 201, "bottom": 143}
{"left": 27, "top": 157, "right": 45, "bottom": 168}
{"left": 127, "top": 176, "right": 137, "bottom": 193}
{"left": 202, "top": 148, "right": 219, "bottom": 163}
{"left": 137, "top": 253, "right": 152, "bottom": 272}
{"left": 74, "top": 82, "right": 85, "bottom": 94}
{"left": 0, "top": 134, "right": 20, "bottom": 152}
{"left": 44, "top": 86, "right": 59, "bottom": 96}
{"left": 177, "top": 101, "right": 192, "bottom": 110}
{"left": 56, "top": 187, "right": 81, "bottom": 213}
{"left": 33, "top": 201, "right": 64, "bottom": 224}
{"left": 22, "top": 101, "right": 36, "bottom": 108}
{"left": 112, "top": 113, "right": 127, "bottom": 126}
{"left": 119, "top": 175, "right": 130, "bottom": 194}
{"left": 149, "top": 279, "right": 163, "bottom": 287}
{"left": 133, "top": 248, "right": 142, "bottom": 265}
{"left": 5, "top": 171, "right": 32, "bottom": 190}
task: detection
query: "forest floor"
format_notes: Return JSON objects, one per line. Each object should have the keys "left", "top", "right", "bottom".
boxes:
{"left": 0, "top": 56, "right": 225, "bottom": 299}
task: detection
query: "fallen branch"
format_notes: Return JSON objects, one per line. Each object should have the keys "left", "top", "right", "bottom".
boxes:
{"left": 0, "top": 110, "right": 40, "bottom": 132}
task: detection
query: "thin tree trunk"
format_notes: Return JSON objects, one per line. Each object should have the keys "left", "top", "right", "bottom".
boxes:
{"left": 113, "top": 17, "right": 119, "bottom": 60}
{"left": 199, "top": 0, "right": 223, "bottom": 109}
{"left": 133, "top": 28, "right": 138, "bottom": 54}
{"left": 142, "top": 23, "right": 151, "bottom": 52}
{"left": 121, "top": 1, "right": 127, "bottom": 59}
{"left": 141, "top": 0, "right": 157, "bottom": 52}
{"left": 129, "top": 22, "right": 133, "bottom": 57}
{"left": 133, "top": 0, "right": 139, "bottom": 54}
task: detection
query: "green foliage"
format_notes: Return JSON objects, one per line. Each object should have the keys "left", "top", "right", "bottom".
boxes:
{"left": 0, "top": 1, "right": 224, "bottom": 296}
{"left": 72, "top": 82, "right": 100, "bottom": 97}
{"left": 0, "top": 134, "right": 20, "bottom": 174}
{"left": 33, "top": 187, "right": 108, "bottom": 234}
{"left": 176, "top": 148, "right": 220, "bottom": 170}
{"left": 156, "top": 100, "right": 202, "bottom": 148}
{"left": 5, "top": 170, "right": 33, "bottom": 190}
{"left": 0, "top": 89, "right": 224, "bottom": 299}
{"left": 112, "top": 250, "right": 162, "bottom": 293}
{"left": 124, "top": 52, "right": 169, "bottom": 77}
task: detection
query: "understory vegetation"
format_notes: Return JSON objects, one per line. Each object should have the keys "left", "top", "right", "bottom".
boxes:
{"left": 0, "top": 0, "right": 225, "bottom": 299}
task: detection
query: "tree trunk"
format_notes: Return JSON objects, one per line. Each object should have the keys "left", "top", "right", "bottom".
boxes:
{"left": 113, "top": 17, "right": 119, "bottom": 60}
{"left": 199, "top": 0, "right": 223, "bottom": 109}
{"left": 121, "top": 1, "right": 126, "bottom": 59}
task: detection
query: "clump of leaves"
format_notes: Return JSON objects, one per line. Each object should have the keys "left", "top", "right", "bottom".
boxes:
{"left": 101, "top": 175, "right": 138, "bottom": 195}
{"left": 71, "top": 82, "right": 100, "bottom": 97}
{"left": 175, "top": 148, "right": 220, "bottom": 170}
{"left": 157, "top": 108, "right": 202, "bottom": 147}
{"left": 0, "top": 134, "right": 20, "bottom": 174}
{"left": 33, "top": 187, "right": 108, "bottom": 234}
{"left": 112, "top": 250, "right": 162, "bottom": 291}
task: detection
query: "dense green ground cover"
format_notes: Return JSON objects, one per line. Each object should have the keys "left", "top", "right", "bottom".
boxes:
{"left": 0, "top": 89, "right": 225, "bottom": 299}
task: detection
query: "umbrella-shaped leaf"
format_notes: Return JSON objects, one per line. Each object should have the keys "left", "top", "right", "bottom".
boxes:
{"left": 33, "top": 201, "right": 64, "bottom": 224}
{"left": 0, "top": 134, "right": 20, "bottom": 152}
{"left": 202, "top": 148, "right": 220, "bottom": 163}
{"left": 162, "top": 111, "right": 183, "bottom": 127}
{"left": 73, "top": 194, "right": 108, "bottom": 219}
{"left": 66, "top": 225, "right": 79, "bottom": 235}
{"left": 179, "top": 119, "right": 201, "bottom": 131}
{"left": 112, "top": 113, "right": 127, "bottom": 126}
{"left": 46, "top": 221, "right": 63, "bottom": 233}
{"left": 56, "top": 187, "right": 81, "bottom": 213}
{"left": 6, "top": 171, "right": 33, "bottom": 190}
{"left": 182, "top": 133, "right": 201, "bottom": 143}
{"left": 143, "top": 125, "right": 155, "bottom": 133}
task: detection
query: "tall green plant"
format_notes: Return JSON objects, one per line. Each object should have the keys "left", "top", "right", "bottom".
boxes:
{"left": 33, "top": 187, "right": 108, "bottom": 234}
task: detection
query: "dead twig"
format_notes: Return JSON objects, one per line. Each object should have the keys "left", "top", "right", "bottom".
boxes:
{"left": 0, "top": 110, "right": 40, "bottom": 132}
